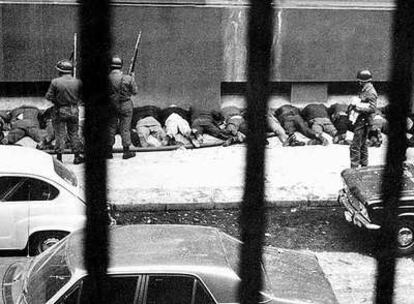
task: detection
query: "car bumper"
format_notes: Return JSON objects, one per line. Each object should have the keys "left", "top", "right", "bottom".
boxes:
{"left": 338, "top": 189, "right": 380, "bottom": 230}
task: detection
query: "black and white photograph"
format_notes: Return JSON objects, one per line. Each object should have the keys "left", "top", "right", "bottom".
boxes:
{"left": 1, "top": 0, "right": 414, "bottom": 303}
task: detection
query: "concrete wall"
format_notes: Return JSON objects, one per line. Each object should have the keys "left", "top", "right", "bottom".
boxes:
{"left": 0, "top": 0, "right": 394, "bottom": 108}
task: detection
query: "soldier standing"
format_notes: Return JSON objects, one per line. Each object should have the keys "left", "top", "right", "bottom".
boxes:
{"left": 106, "top": 56, "right": 137, "bottom": 159}
{"left": 45, "top": 59, "right": 85, "bottom": 164}
{"left": 349, "top": 69, "right": 378, "bottom": 168}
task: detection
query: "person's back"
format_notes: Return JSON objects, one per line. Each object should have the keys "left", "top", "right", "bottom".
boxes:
{"left": 301, "top": 104, "right": 329, "bottom": 121}
{"left": 46, "top": 74, "right": 81, "bottom": 107}
{"left": 275, "top": 104, "right": 300, "bottom": 120}
{"left": 108, "top": 69, "right": 137, "bottom": 104}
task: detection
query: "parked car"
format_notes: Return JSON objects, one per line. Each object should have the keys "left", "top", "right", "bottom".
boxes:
{"left": 2, "top": 224, "right": 338, "bottom": 304}
{"left": 0, "top": 146, "right": 86, "bottom": 255}
{"left": 338, "top": 162, "right": 414, "bottom": 256}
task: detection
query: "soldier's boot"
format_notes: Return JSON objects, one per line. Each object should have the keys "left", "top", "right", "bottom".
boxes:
{"left": 73, "top": 153, "right": 85, "bottom": 165}
{"left": 57, "top": 153, "right": 63, "bottom": 162}
{"left": 122, "top": 146, "right": 136, "bottom": 160}
{"left": 104, "top": 146, "right": 113, "bottom": 159}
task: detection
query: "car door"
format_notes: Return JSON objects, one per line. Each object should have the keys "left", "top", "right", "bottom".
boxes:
{"left": 142, "top": 275, "right": 216, "bottom": 304}
{"left": 0, "top": 176, "right": 30, "bottom": 249}
{"left": 0, "top": 176, "right": 60, "bottom": 249}
{"left": 55, "top": 275, "right": 142, "bottom": 304}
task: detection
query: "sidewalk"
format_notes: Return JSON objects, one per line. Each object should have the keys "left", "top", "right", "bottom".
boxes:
{"left": 61, "top": 135, "right": 406, "bottom": 211}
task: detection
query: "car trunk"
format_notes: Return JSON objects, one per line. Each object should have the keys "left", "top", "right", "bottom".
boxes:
{"left": 262, "top": 247, "right": 338, "bottom": 304}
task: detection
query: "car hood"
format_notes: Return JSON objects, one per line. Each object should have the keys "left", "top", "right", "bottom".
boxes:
{"left": 263, "top": 247, "right": 338, "bottom": 304}
{"left": 341, "top": 163, "right": 414, "bottom": 203}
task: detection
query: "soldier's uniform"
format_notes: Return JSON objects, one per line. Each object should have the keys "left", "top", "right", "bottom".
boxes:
{"left": 45, "top": 59, "right": 84, "bottom": 164}
{"left": 350, "top": 70, "right": 378, "bottom": 168}
{"left": 107, "top": 56, "right": 137, "bottom": 159}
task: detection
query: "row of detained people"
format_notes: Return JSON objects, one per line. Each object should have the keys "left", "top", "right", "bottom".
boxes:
{"left": 0, "top": 102, "right": 408, "bottom": 149}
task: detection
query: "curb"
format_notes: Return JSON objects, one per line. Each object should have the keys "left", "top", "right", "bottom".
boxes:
{"left": 114, "top": 199, "right": 340, "bottom": 212}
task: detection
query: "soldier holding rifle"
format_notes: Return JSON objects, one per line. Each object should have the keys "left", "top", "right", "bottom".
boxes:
{"left": 106, "top": 31, "right": 141, "bottom": 159}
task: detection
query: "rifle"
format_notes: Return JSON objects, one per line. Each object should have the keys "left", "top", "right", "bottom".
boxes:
{"left": 73, "top": 33, "right": 78, "bottom": 78}
{"left": 128, "top": 31, "right": 142, "bottom": 75}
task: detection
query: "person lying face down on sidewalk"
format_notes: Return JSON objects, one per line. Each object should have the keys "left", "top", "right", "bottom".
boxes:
{"left": 160, "top": 105, "right": 199, "bottom": 147}
{"left": 221, "top": 106, "right": 248, "bottom": 147}
{"left": 190, "top": 108, "right": 231, "bottom": 146}
{"left": 266, "top": 109, "right": 288, "bottom": 144}
{"left": 275, "top": 104, "right": 327, "bottom": 146}
{"left": 328, "top": 103, "right": 352, "bottom": 145}
{"left": 0, "top": 105, "right": 47, "bottom": 146}
{"left": 131, "top": 105, "right": 168, "bottom": 148}
{"left": 372, "top": 105, "right": 414, "bottom": 148}
{"left": 300, "top": 103, "right": 336, "bottom": 145}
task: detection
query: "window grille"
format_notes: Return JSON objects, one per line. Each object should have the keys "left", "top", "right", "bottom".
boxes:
{"left": 78, "top": 0, "right": 413, "bottom": 303}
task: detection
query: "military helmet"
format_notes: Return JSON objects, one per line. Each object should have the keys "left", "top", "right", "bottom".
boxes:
{"left": 111, "top": 56, "right": 123, "bottom": 69}
{"left": 55, "top": 59, "right": 73, "bottom": 74}
{"left": 356, "top": 70, "right": 372, "bottom": 82}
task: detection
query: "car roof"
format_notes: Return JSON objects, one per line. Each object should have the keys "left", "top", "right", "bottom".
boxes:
{"left": 0, "top": 146, "right": 56, "bottom": 178}
{"left": 67, "top": 225, "right": 240, "bottom": 303}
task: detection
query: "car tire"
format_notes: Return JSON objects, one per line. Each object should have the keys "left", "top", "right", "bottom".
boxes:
{"left": 396, "top": 220, "right": 414, "bottom": 256}
{"left": 29, "top": 231, "right": 68, "bottom": 256}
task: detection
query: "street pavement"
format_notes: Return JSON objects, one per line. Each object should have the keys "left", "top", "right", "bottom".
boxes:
{"left": 59, "top": 133, "right": 413, "bottom": 211}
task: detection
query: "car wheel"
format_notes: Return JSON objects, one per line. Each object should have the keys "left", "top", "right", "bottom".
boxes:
{"left": 396, "top": 221, "right": 414, "bottom": 256}
{"left": 29, "top": 232, "right": 68, "bottom": 256}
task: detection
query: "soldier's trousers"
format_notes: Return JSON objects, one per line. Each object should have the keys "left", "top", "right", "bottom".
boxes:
{"left": 108, "top": 100, "right": 133, "bottom": 148}
{"left": 350, "top": 124, "right": 369, "bottom": 168}
{"left": 54, "top": 115, "right": 82, "bottom": 154}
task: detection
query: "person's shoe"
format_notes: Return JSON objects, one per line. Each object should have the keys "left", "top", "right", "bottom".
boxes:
{"left": 283, "top": 134, "right": 295, "bottom": 147}
{"left": 122, "top": 147, "right": 136, "bottom": 160}
{"left": 307, "top": 139, "right": 319, "bottom": 145}
{"left": 56, "top": 153, "right": 63, "bottom": 162}
{"left": 223, "top": 137, "right": 234, "bottom": 147}
{"left": 291, "top": 139, "right": 305, "bottom": 146}
{"left": 190, "top": 138, "right": 201, "bottom": 148}
{"left": 73, "top": 154, "right": 85, "bottom": 165}
{"left": 167, "top": 135, "right": 177, "bottom": 146}
{"left": 319, "top": 136, "right": 329, "bottom": 146}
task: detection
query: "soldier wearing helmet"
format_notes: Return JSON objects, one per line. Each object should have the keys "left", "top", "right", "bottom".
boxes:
{"left": 45, "top": 59, "right": 85, "bottom": 164}
{"left": 106, "top": 55, "right": 137, "bottom": 159}
{"left": 349, "top": 69, "right": 378, "bottom": 168}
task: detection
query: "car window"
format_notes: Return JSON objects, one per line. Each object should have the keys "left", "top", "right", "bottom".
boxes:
{"left": 194, "top": 280, "right": 215, "bottom": 304}
{"left": 145, "top": 275, "right": 214, "bottom": 304}
{"left": 4, "top": 177, "right": 59, "bottom": 201}
{"left": 0, "top": 176, "right": 24, "bottom": 200}
{"left": 146, "top": 275, "right": 194, "bottom": 304}
{"left": 59, "top": 276, "right": 139, "bottom": 304}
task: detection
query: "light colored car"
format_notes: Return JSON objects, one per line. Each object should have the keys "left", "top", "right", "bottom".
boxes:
{"left": 2, "top": 224, "right": 338, "bottom": 304}
{"left": 0, "top": 146, "right": 86, "bottom": 255}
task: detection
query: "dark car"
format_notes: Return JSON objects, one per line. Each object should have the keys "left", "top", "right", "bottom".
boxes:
{"left": 338, "top": 163, "right": 414, "bottom": 256}
{"left": 2, "top": 224, "right": 338, "bottom": 304}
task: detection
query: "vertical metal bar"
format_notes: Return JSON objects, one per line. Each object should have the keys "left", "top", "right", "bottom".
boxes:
{"left": 375, "top": 1, "right": 414, "bottom": 303}
{"left": 79, "top": 0, "right": 112, "bottom": 303}
{"left": 238, "top": 0, "right": 273, "bottom": 303}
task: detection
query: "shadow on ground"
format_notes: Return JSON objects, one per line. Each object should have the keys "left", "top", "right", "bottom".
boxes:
{"left": 115, "top": 206, "right": 379, "bottom": 255}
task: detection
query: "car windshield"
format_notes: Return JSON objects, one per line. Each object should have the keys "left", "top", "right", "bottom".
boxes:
{"left": 53, "top": 158, "right": 78, "bottom": 187}
{"left": 219, "top": 233, "right": 274, "bottom": 303}
{"left": 26, "top": 240, "right": 72, "bottom": 304}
